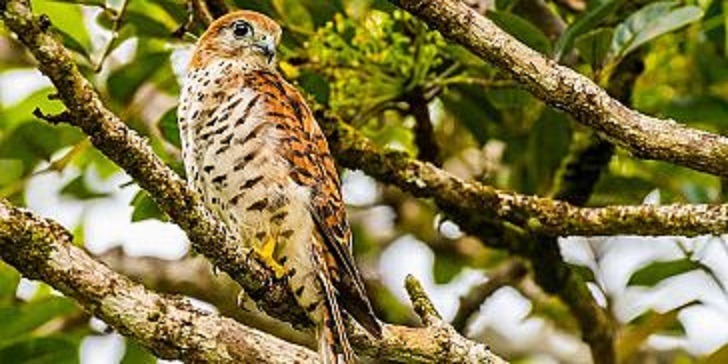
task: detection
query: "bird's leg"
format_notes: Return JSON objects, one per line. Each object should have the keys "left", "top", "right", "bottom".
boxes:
{"left": 253, "top": 234, "right": 286, "bottom": 279}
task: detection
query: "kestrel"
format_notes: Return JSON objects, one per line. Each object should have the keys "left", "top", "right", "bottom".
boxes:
{"left": 178, "top": 10, "right": 382, "bottom": 363}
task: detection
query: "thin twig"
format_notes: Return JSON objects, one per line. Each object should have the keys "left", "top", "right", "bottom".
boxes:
{"left": 405, "top": 275, "right": 442, "bottom": 326}
{"left": 452, "top": 260, "right": 528, "bottom": 332}
{"left": 93, "top": 0, "right": 129, "bottom": 72}
{"left": 0, "top": 199, "right": 320, "bottom": 363}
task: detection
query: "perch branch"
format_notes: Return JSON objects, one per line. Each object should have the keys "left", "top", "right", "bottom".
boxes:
{"left": 97, "top": 249, "right": 315, "bottom": 348}
{"left": 0, "top": 199, "right": 319, "bottom": 363}
{"left": 390, "top": 0, "right": 728, "bottom": 178}
{"left": 1, "top": 2, "right": 509, "bottom": 361}
{"left": 1, "top": 0, "right": 311, "bottom": 328}
{"left": 0, "top": 197, "right": 508, "bottom": 363}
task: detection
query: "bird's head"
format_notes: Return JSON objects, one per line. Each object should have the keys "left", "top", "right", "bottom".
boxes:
{"left": 190, "top": 11, "right": 281, "bottom": 70}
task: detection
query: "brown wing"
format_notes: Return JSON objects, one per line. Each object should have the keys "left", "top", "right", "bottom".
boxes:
{"left": 251, "top": 70, "right": 381, "bottom": 338}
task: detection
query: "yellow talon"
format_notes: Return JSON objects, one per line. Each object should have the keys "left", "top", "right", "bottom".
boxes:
{"left": 254, "top": 236, "right": 286, "bottom": 279}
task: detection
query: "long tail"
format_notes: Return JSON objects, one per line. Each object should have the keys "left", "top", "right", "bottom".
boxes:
{"left": 316, "top": 266, "right": 356, "bottom": 363}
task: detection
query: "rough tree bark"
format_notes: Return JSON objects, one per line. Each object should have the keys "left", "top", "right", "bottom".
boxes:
{"left": 0, "top": 199, "right": 320, "bottom": 363}
{"left": 0, "top": 0, "right": 726, "bottom": 362}
{"left": 0, "top": 0, "right": 508, "bottom": 362}
{"left": 389, "top": 0, "right": 728, "bottom": 178}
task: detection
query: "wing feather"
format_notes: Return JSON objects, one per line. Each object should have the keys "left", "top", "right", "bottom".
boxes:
{"left": 258, "top": 70, "right": 382, "bottom": 338}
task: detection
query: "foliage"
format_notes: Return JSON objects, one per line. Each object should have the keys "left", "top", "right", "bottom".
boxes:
{"left": 1, "top": 0, "right": 727, "bottom": 362}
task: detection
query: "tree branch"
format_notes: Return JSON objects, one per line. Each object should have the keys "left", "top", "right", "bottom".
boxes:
{"left": 406, "top": 88, "right": 442, "bottom": 165}
{"left": 1, "top": 0, "right": 311, "bottom": 329}
{"left": 0, "top": 197, "right": 509, "bottom": 363}
{"left": 512, "top": 0, "right": 565, "bottom": 40}
{"left": 96, "top": 249, "right": 316, "bottom": 349}
{"left": 389, "top": 275, "right": 508, "bottom": 364}
{"left": 0, "top": 199, "right": 319, "bottom": 363}
{"left": 389, "top": 0, "right": 728, "bottom": 178}
{"left": 0, "top": 2, "right": 510, "bottom": 361}
{"left": 536, "top": 52, "right": 647, "bottom": 364}
{"left": 321, "top": 112, "right": 728, "bottom": 237}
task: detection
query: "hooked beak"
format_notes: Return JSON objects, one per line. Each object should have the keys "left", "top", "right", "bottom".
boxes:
{"left": 253, "top": 39, "right": 276, "bottom": 64}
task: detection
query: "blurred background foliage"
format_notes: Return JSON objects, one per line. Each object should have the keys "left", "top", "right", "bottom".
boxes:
{"left": 1, "top": 0, "right": 728, "bottom": 363}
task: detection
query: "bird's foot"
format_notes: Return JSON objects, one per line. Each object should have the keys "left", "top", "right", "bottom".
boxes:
{"left": 254, "top": 237, "right": 286, "bottom": 279}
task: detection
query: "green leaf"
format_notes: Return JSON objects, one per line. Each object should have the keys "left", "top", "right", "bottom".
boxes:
{"left": 628, "top": 258, "right": 702, "bottom": 287}
{"left": 0, "top": 337, "right": 78, "bottom": 364}
{"left": 574, "top": 28, "right": 614, "bottom": 70}
{"left": 441, "top": 85, "right": 500, "bottom": 144}
{"left": 663, "top": 95, "right": 728, "bottom": 128}
{"left": 611, "top": 2, "right": 704, "bottom": 60}
{"left": 618, "top": 306, "right": 689, "bottom": 361}
{"left": 704, "top": 344, "right": 728, "bottom": 364}
{"left": 157, "top": 108, "right": 180, "bottom": 148}
{"left": 0, "top": 297, "right": 78, "bottom": 342}
{"left": 55, "top": 28, "right": 91, "bottom": 60}
{"left": 432, "top": 252, "right": 463, "bottom": 284}
{"left": 121, "top": 339, "right": 155, "bottom": 364}
{"left": 0, "top": 262, "right": 20, "bottom": 305}
{"left": 487, "top": 11, "right": 552, "bottom": 54}
{"left": 591, "top": 175, "right": 657, "bottom": 205}
{"left": 554, "top": 0, "right": 625, "bottom": 60}
{"left": 46, "top": 0, "right": 105, "bottom": 6}
{"left": 60, "top": 175, "right": 110, "bottom": 200}
{"left": 107, "top": 51, "right": 169, "bottom": 104}
{"left": 0, "top": 159, "right": 24, "bottom": 186}
{"left": 297, "top": 70, "right": 330, "bottom": 105}
{"left": 272, "top": 0, "right": 314, "bottom": 31}
{"left": 130, "top": 191, "right": 167, "bottom": 222}
{"left": 570, "top": 264, "right": 596, "bottom": 283}
{"left": 34, "top": 0, "right": 91, "bottom": 51}
{"left": 0, "top": 121, "right": 83, "bottom": 169}
{"left": 1, "top": 88, "right": 65, "bottom": 131}
{"left": 524, "top": 108, "right": 572, "bottom": 194}
{"left": 127, "top": 11, "right": 174, "bottom": 38}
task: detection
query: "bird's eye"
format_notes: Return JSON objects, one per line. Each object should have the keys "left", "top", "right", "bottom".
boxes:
{"left": 232, "top": 21, "right": 253, "bottom": 38}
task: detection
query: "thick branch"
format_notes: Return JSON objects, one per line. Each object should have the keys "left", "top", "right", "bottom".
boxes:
{"left": 322, "top": 112, "right": 728, "bottom": 237}
{"left": 390, "top": 0, "right": 728, "bottom": 177}
{"left": 537, "top": 53, "right": 647, "bottom": 364}
{"left": 97, "top": 249, "right": 315, "bottom": 349}
{"left": 0, "top": 199, "right": 508, "bottom": 364}
{"left": 1, "top": 0, "right": 310, "bottom": 328}
{"left": 0, "top": 200, "right": 319, "bottom": 363}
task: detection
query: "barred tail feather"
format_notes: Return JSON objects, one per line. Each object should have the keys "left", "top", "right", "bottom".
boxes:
{"left": 317, "top": 271, "right": 356, "bottom": 364}
{"left": 318, "top": 324, "right": 339, "bottom": 364}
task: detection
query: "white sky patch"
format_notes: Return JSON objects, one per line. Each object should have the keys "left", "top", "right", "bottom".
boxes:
{"left": 170, "top": 47, "right": 194, "bottom": 85}
{"left": 0, "top": 68, "right": 51, "bottom": 106}
{"left": 25, "top": 151, "right": 188, "bottom": 258}
{"left": 80, "top": 333, "right": 125, "bottom": 364}
{"left": 680, "top": 304, "right": 728, "bottom": 355}
{"left": 379, "top": 235, "right": 483, "bottom": 321}
{"left": 342, "top": 170, "right": 379, "bottom": 206}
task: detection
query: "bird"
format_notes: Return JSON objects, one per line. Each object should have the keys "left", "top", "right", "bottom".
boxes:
{"left": 177, "top": 10, "right": 382, "bottom": 363}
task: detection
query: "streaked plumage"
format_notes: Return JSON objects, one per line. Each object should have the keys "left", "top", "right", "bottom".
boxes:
{"left": 178, "top": 10, "right": 382, "bottom": 363}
